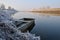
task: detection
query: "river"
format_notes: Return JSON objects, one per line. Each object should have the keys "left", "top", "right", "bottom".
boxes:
{"left": 13, "top": 12, "right": 60, "bottom": 40}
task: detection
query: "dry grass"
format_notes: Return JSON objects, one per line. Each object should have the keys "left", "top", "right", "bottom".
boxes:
{"left": 31, "top": 8, "right": 60, "bottom": 13}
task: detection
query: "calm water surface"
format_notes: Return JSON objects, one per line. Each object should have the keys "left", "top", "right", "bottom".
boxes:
{"left": 13, "top": 12, "right": 60, "bottom": 40}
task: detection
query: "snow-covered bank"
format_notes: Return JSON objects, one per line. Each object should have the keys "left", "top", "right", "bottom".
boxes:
{"left": 0, "top": 5, "right": 40, "bottom": 40}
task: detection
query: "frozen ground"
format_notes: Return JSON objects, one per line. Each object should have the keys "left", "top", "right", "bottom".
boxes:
{"left": 0, "top": 9, "right": 40, "bottom": 40}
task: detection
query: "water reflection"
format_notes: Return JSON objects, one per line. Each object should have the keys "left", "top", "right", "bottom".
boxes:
{"left": 13, "top": 12, "right": 60, "bottom": 40}
{"left": 31, "top": 12, "right": 60, "bottom": 16}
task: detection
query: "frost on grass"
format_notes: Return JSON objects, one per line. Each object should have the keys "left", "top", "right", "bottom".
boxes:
{"left": 0, "top": 9, "right": 40, "bottom": 40}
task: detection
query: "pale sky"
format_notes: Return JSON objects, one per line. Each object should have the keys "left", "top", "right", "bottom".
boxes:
{"left": 0, "top": 0, "right": 60, "bottom": 11}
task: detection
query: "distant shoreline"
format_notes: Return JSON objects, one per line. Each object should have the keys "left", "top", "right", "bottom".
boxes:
{"left": 30, "top": 8, "right": 60, "bottom": 13}
{"left": 30, "top": 11, "right": 60, "bottom": 13}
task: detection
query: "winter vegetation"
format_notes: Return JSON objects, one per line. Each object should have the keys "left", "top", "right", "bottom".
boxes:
{"left": 0, "top": 4, "right": 40, "bottom": 40}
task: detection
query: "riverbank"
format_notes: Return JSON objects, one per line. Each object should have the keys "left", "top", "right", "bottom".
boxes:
{"left": 31, "top": 8, "right": 60, "bottom": 13}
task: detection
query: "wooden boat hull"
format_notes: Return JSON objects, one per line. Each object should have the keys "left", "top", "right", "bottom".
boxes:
{"left": 15, "top": 18, "right": 35, "bottom": 32}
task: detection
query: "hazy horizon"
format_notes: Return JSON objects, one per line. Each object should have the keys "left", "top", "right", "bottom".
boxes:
{"left": 0, "top": 0, "right": 60, "bottom": 11}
